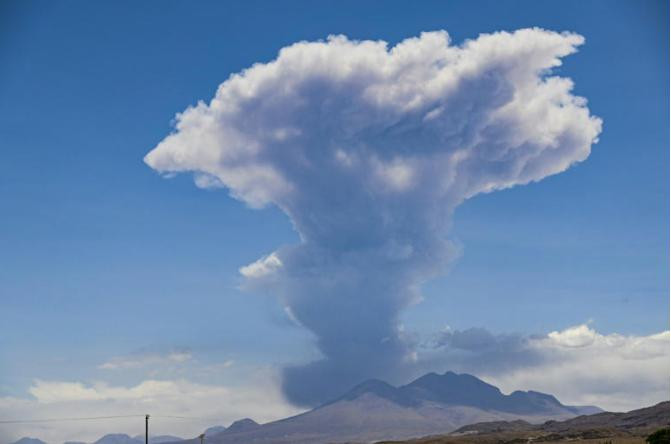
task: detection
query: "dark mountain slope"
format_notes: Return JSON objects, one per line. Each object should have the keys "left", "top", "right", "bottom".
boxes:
{"left": 543, "top": 401, "right": 670, "bottom": 433}
{"left": 412, "top": 401, "right": 671, "bottom": 444}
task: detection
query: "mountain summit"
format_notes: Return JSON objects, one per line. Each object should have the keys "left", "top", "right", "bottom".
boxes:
{"left": 10, "top": 439, "right": 47, "bottom": 444}
{"left": 331, "top": 371, "right": 598, "bottom": 416}
{"left": 367, "top": 371, "right": 596, "bottom": 415}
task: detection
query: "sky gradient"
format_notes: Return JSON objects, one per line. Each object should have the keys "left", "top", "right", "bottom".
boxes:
{"left": 0, "top": 1, "right": 668, "bottom": 442}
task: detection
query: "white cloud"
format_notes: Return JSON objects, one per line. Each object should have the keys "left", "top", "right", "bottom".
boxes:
{"left": 239, "top": 252, "right": 283, "bottom": 279}
{"left": 430, "top": 324, "right": 669, "bottom": 413}
{"left": 506, "top": 326, "right": 670, "bottom": 412}
{"left": 28, "top": 379, "right": 187, "bottom": 403}
{"left": 0, "top": 372, "right": 303, "bottom": 444}
{"left": 145, "top": 29, "right": 601, "bottom": 211}
{"left": 145, "top": 28, "right": 602, "bottom": 406}
{"left": 546, "top": 323, "right": 597, "bottom": 347}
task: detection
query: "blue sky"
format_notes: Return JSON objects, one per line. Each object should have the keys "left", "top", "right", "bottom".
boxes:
{"left": 0, "top": 0, "right": 668, "bottom": 441}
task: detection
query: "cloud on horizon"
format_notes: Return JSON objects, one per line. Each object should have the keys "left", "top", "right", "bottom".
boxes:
{"left": 145, "top": 28, "right": 602, "bottom": 406}
{"left": 1, "top": 324, "right": 666, "bottom": 443}
{"left": 424, "top": 324, "right": 669, "bottom": 412}
{"left": 0, "top": 370, "right": 302, "bottom": 444}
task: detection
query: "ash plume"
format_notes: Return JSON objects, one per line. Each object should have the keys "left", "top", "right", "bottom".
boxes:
{"left": 145, "top": 29, "right": 602, "bottom": 406}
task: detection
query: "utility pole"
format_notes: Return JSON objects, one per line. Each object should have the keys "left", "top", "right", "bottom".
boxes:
{"left": 145, "top": 414, "right": 150, "bottom": 444}
{"left": 199, "top": 433, "right": 205, "bottom": 444}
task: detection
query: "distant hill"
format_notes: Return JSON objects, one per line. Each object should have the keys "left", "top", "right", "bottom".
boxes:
{"left": 93, "top": 434, "right": 142, "bottom": 444}
{"left": 224, "top": 418, "right": 259, "bottom": 433}
{"left": 9, "top": 434, "right": 186, "bottom": 444}
{"left": 204, "top": 425, "right": 226, "bottom": 437}
{"left": 188, "top": 371, "right": 603, "bottom": 444}
{"left": 92, "top": 433, "right": 183, "bottom": 444}
{"left": 132, "top": 435, "right": 184, "bottom": 444}
{"left": 10, "top": 438, "right": 47, "bottom": 444}
{"left": 153, "top": 437, "right": 183, "bottom": 444}
{"left": 381, "top": 401, "right": 670, "bottom": 443}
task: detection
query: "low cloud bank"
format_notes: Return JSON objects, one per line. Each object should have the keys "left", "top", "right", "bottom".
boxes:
{"left": 425, "top": 324, "right": 669, "bottom": 412}
{"left": 2, "top": 325, "right": 666, "bottom": 443}
{"left": 0, "top": 372, "right": 301, "bottom": 444}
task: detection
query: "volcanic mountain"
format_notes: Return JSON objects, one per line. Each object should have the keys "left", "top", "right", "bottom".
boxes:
{"left": 193, "top": 371, "right": 601, "bottom": 444}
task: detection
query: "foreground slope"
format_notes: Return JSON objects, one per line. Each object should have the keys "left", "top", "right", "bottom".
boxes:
{"left": 380, "top": 401, "right": 670, "bottom": 444}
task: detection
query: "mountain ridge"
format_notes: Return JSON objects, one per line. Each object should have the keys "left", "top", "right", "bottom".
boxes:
{"left": 330, "top": 371, "right": 599, "bottom": 416}
{"left": 196, "top": 371, "right": 603, "bottom": 444}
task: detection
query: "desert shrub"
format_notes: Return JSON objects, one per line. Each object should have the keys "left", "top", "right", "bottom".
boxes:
{"left": 646, "top": 428, "right": 670, "bottom": 444}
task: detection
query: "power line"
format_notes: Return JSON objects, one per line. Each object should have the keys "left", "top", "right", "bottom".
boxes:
{"left": 0, "top": 414, "right": 221, "bottom": 424}
{"left": 0, "top": 414, "right": 145, "bottom": 424}
{"left": 152, "top": 415, "right": 217, "bottom": 421}
{"left": 153, "top": 415, "right": 201, "bottom": 419}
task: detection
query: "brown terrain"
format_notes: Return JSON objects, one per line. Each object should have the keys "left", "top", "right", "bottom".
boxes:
{"left": 377, "top": 401, "right": 670, "bottom": 444}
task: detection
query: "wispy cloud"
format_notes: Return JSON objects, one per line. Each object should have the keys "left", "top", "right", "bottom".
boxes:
{"left": 239, "top": 253, "right": 283, "bottom": 280}
{"left": 98, "top": 348, "right": 193, "bottom": 370}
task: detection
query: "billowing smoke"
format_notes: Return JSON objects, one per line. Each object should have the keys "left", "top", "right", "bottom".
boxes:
{"left": 145, "top": 29, "right": 602, "bottom": 407}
